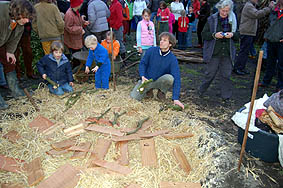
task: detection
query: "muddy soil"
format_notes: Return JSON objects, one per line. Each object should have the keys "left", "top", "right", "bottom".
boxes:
{"left": 0, "top": 32, "right": 282, "bottom": 187}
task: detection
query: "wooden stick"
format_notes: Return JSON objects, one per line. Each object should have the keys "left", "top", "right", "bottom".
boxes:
{"left": 110, "top": 28, "right": 116, "bottom": 91}
{"left": 238, "top": 51, "right": 263, "bottom": 171}
{"left": 23, "top": 88, "right": 40, "bottom": 112}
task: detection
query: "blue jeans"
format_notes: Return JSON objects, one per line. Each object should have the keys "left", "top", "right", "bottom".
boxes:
{"left": 186, "top": 25, "right": 193, "bottom": 47}
{"left": 48, "top": 82, "right": 73, "bottom": 95}
{"left": 0, "top": 63, "right": 7, "bottom": 86}
{"left": 234, "top": 35, "right": 254, "bottom": 71}
{"left": 178, "top": 32, "right": 187, "bottom": 50}
{"left": 150, "top": 12, "right": 157, "bottom": 21}
{"left": 192, "top": 18, "right": 198, "bottom": 32}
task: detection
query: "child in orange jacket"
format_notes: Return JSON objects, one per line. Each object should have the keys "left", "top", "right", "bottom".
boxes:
{"left": 101, "top": 31, "right": 120, "bottom": 60}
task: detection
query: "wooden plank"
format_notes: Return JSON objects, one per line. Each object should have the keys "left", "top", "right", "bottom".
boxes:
{"left": 160, "top": 181, "right": 201, "bottom": 188}
{"left": 125, "top": 184, "right": 142, "bottom": 188}
{"left": 24, "top": 157, "right": 44, "bottom": 186}
{"left": 1, "top": 183, "right": 24, "bottom": 188}
{"left": 42, "top": 122, "right": 65, "bottom": 136}
{"left": 91, "top": 138, "right": 112, "bottom": 160}
{"left": 120, "top": 120, "right": 152, "bottom": 133}
{"left": 139, "top": 130, "right": 170, "bottom": 138}
{"left": 3, "top": 130, "right": 21, "bottom": 143}
{"left": 111, "top": 134, "right": 141, "bottom": 142}
{"left": 36, "top": 164, "right": 80, "bottom": 188}
{"left": 70, "top": 151, "right": 88, "bottom": 159}
{"left": 46, "top": 149, "right": 69, "bottom": 156}
{"left": 0, "top": 154, "right": 23, "bottom": 173}
{"left": 116, "top": 141, "right": 129, "bottom": 166}
{"left": 140, "top": 138, "right": 157, "bottom": 167}
{"left": 91, "top": 159, "right": 132, "bottom": 175}
{"left": 162, "top": 133, "right": 194, "bottom": 140}
{"left": 51, "top": 139, "right": 76, "bottom": 151}
{"left": 85, "top": 125, "right": 124, "bottom": 136}
{"left": 67, "top": 142, "right": 91, "bottom": 152}
{"left": 29, "top": 115, "right": 55, "bottom": 133}
{"left": 172, "top": 146, "right": 191, "bottom": 174}
{"left": 63, "top": 122, "right": 88, "bottom": 136}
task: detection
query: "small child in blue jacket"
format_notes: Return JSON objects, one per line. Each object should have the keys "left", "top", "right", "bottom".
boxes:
{"left": 84, "top": 35, "right": 111, "bottom": 89}
{"left": 37, "top": 41, "right": 74, "bottom": 95}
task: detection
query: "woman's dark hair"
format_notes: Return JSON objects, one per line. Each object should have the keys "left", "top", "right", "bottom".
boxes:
{"left": 142, "top": 8, "right": 151, "bottom": 15}
{"left": 9, "top": 0, "right": 36, "bottom": 20}
{"left": 159, "top": 1, "right": 167, "bottom": 8}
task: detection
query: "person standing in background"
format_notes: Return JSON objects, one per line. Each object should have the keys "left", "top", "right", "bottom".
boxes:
{"left": 148, "top": 0, "right": 160, "bottom": 21}
{"left": 171, "top": 0, "right": 184, "bottom": 39}
{"left": 33, "top": 0, "right": 65, "bottom": 55}
{"left": 196, "top": 0, "right": 210, "bottom": 48}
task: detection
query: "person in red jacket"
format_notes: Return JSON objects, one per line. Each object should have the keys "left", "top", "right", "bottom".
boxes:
{"left": 108, "top": 0, "right": 126, "bottom": 59}
{"left": 192, "top": 0, "right": 200, "bottom": 32}
{"left": 177, "top": 10, "right": 189, "bottom": 50}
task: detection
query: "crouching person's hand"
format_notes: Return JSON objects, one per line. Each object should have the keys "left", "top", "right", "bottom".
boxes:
{"left": 85, "top": 66, "right": 90, "bottom": 74}
{"left": 173, "top": 100, "right": 184, "bottom": 109}
{"left": 69, "top": 82, "right": 74, "bottom": 87}
{"left": 42, "top": 74, "right": 47, "bottom": 80}
{"left": 91, "top": 66, "right": 99, "bottom": 73}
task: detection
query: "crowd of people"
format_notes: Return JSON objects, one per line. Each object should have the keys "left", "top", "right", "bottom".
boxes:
{"left": 0, "top": 0, "right": 282, "bottom": 110}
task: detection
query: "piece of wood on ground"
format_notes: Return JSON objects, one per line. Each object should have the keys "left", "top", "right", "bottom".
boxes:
{"left": 1, "top": 183, "right": 24, "bottom": 188}
{"left": 46, "top": 149, "right": 70, "bottom": 157}
{"left": 267, "top": 106, "right": 283, "bottom": 128}
{"left": 85, "top": 125, "right": 124, "bottom": 136}
{"left": 29, "top": 115, "right": 55, "bottom": 133}
{"left": 140, "top": 138, "right": 157, "bottom": 167}
{"left": 116, "top": 141, "right": 129, "bottom": 166}
{"left": 0, "top": 154, "right": 23, "bottom": 173}
{"left": 3, "top": 130, "right": 21, "bottom": 143}
{"left": 63, "top": 122, "right": 88, "bottom": 137}
{"left": 51, "top": 138, "right": 76, "bottom": 151}
{"left": 172, "top": 146, "right": 191, "bottom": 174}
{"left": 42, "top": 122, "right": 65, "bottom": 137}
{"left": 125, "top": 184, "right": 142, "bottom": 188}
{"left": 85, "top": 117, "right": 113, "bottom": 127}
{"left": 23, "top": 157, "right": 44, "bottom": 186}
{"left": 68, "top": 142, "right": 91, "bottom": 152}
{"left": 160, "top": 181, "right": 201, "bottom": 188}
{"left": 111, "top": 134, "right": 141, "bottom": 142}
{"left": 120, "top": 120, "right": 152, "bottom": 133}
{"left": 163, "top": 132, "right": 194, "bottom": 140}
{"left": 139, "top": 130, "right": 170, "bottom": 138}
{"left": 69, "top": 142, "right": 91, "bottom": 159}
{"left": 88, "top": 138, "right": 112, "bottom": 167}
{"left": 36, "top": 164, "right": 80, "bottom": 188}
{"left": 92, "top": 159, "right": 132, "bottom": 175}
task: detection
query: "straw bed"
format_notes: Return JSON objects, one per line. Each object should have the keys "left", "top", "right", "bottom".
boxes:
{"left": 0, "top": 77, "right": 222, "bottom": 187}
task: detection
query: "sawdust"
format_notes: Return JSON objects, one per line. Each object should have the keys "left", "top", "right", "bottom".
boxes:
{"left": 0, "top": 77, "right": 222, "bottom": 187}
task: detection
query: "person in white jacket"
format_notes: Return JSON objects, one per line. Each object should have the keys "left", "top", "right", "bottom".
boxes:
{"left": 171, "top": 0, "right": 184, "bottom": 39}
{"left": 133, "top": 0, "right": 147, "bottom": 31}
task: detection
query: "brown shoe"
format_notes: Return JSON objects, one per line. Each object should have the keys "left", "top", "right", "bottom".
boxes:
{"left": 144, "top": 88, "right": 154, "bottom": 99}
{"left": 157, "top": 89, "right": 166, "bottom": 101}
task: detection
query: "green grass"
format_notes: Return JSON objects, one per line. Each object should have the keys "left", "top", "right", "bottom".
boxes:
{"left": 230, "top": 76, "right": 250, "bottom": 84}
{"left": 235, "top": 85, "right": 247, "bottom": 89}
{"left": 183, "top": 68, "right": 200, "bottom": 76}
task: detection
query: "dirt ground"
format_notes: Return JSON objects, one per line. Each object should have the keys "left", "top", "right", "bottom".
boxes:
{"left": 0, "top": 32, "right": 283, "bottom": 187}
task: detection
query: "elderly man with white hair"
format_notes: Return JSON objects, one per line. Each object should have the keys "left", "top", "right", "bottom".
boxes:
{"left": 198, "top": 0, "right": 239, "bottom": 101}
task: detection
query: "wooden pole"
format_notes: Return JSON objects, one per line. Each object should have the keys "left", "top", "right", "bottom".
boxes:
{"left": 238, "top": 50, "right": 263, "bottom": 171}
{"left": 23, "top": 88, "right": 40, "bottom": 112}
{"left": 110, "top": 28, "right": 116, "bottom": 91}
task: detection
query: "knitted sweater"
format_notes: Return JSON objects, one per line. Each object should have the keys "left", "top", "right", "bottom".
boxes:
{"left": 33, "top": 2, "right": 64, "bottom": 41}
{"left": 139, "top": 47, "right": 181, "bottom": 100}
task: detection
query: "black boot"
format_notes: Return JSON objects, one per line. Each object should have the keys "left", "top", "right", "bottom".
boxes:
{"left": 6, "top": 71, "right": 25, "bottom": 98}
{"left": 0, "top": 94, "right": 8, "bottom": 110}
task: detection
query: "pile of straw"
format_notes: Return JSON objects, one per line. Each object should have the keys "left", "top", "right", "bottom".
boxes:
{"left": 0, "top": 77, "right": 221, "bottom": 187}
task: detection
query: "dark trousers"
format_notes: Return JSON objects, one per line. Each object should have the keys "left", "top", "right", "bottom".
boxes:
{"left": 92, "top": 30, "right": 107, "bottom": 43}
{"left": 262, "top": 42, "right": 283, "bottom": 89}
{"left": 234, "top": 35, "right": 254, "bottom": 71}
{"left": 178, "top": 31, "right": 187, "bottom": 50}
{"left": 199, "top": 56, "right": 233, "bottom": 99}
{"left": 15, "top": 34, "right": 33, "bottom": 78}
{"left": 197, "top": 20, "right": 206, "bottom": 45}
{"left": 173, "top": 21, "right": 179, "bottom": 40}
